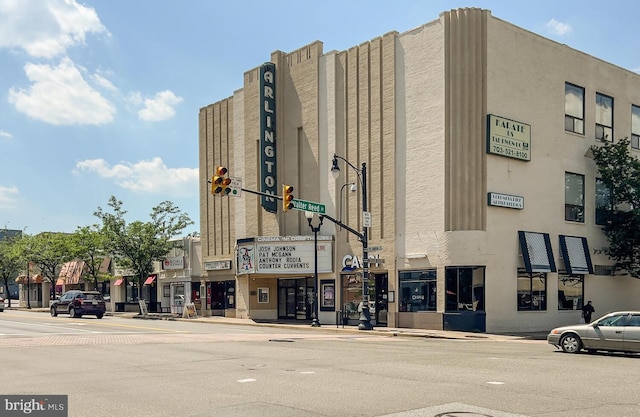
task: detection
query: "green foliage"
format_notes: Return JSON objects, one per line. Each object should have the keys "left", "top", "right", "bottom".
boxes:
{"left": 0, "top": 231, "right": 22, "bottom": 305}
{"left": 94, "top": 196, "right": 193, "bottom": 296}
{"left": 70, "top": 225, "right": 109, "bottom": 290}
{"left": 16, "top": 233, "right": 74, "bottom": 281}
{"left": 591, "top": 137, "right": 640, "bottom": 277}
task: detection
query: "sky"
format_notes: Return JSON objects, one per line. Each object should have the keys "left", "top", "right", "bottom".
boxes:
{"left": 1, "top": 0, "right": 639, "bottom": 236}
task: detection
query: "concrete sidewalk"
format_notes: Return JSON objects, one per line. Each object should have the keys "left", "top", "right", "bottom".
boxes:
{"left": 6, "top": 306, "right": 549, "bottom": 342}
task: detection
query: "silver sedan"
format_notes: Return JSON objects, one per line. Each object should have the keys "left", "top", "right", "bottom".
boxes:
{"left": 547, "top": 311, "right": 640, "bottom": 354}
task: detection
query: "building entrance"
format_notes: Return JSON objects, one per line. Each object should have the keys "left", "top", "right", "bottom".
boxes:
{"left": 209, "top": 280, "right": 235, "bottom": 316}
{"left": 278, "top": 277, "right": 313, "bottom": 320}
{"left": 341, "top": 272, "right": 388, "bottom": 326}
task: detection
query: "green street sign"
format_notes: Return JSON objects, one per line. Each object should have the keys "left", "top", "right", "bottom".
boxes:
{"left": 291, "top": 199, "right": 325, "bottom": 214}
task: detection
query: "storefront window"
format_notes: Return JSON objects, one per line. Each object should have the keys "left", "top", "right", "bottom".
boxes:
{"left": 558, "top": 275, "right": 584, "bottom": 310}
{"left": 125, "top": 278, "right": 138, "bottom": 302}
{"left": 517, "top": 272, "right": 547, "bottom": 311}
{"left": 399, "top": 270, "right": 436, "bottom": 312}
{"left": 445, "top": 266, "right": 485, "bottom": 311}
{"left": 342, "top": 274, "right": 362, "bottom": 320}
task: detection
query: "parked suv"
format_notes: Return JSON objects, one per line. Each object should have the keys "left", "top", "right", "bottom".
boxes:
{"left": 50, "top": 290, "right": 106, "bottom": 319}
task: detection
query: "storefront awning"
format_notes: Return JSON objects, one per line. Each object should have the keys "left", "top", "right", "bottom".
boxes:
{"left": 518, "top": 231, "right": 557, "bottom": 273}
{"left": 144, "top": 276, "right": 156, "bottom": 285}
{"left": 16, "top": 274, "right": 44, "bottom": 284}
{"left": 114, "top": 278, "right": 124, "bottom": 286}
{"left": 56, "top": 278, "right": 65, "bottom": 286}
{"left": 559, "top": 235, "right": 593, "bottom": 275}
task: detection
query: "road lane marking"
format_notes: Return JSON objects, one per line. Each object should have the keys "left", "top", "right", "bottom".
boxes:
{"left": 237, "top": 379, "right": 256, "bottom": 383}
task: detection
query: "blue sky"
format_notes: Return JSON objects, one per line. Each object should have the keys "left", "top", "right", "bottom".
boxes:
{"left": 1, "top": 0, "right": 639, "bottom": 235}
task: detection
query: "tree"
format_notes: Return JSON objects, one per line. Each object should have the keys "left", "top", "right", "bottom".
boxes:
{"left": 13, "top": 233, "right": 74, "bottom": 299}
{"left": 69, "top": 225, "right": 109, "bottom": 291}
{"left": 0, "top": 230, "right": 22, "bottom": 307}
{"left": 94, "top": 196, "right": 193, "bottom": 299}
{"left": 590, "top": 137, "right": 640, "bottom": 277}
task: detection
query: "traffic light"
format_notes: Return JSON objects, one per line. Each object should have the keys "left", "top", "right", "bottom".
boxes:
{"left": 282, "top": 184, "right": 294, "bottom": 211}
{"left": 211, "top": 166, "right": 231, "bottom": 195}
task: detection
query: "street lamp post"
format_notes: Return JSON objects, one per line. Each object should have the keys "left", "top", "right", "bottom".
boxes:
{"left": 305, "top": 211, "right": 324, "bottom": 327}
{"left": 331, "top": 154, "right": 373, "bottom": 330}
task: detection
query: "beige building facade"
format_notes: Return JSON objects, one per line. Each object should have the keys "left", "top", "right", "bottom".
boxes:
{"left": 199, "top": 8, "right": 640, "bottom": 333}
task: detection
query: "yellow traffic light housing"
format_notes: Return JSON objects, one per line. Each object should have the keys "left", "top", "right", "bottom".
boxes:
{"left": 211, "top": 166, "right": 229, "bottom": 195}
{"left": 282, "top": 184, "right": 294, "bottom": 211}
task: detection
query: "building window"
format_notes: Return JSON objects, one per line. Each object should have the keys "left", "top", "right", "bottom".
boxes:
{"left": 565, "top": 82, "right": 584, "bottom": 135}
{"left": 445, "top": 266, "right": 485, "bottom": 312}
{"left": 595, "top": 92, "right": 614, "bottom": 141}
{"left": 557, "top": 275, "right": 584, "bottom": 310}
{"left": 565, "top": 172, "right": 585, "bottom": 222}
{"left": 517, "top": 272, "right": 547, "bottom": 311}
{"left": 399, "top": 270, "right": 436, "bottom": 312}
{"left": 632, "top": 105, "right": 640, "bottom": 149}
{"left": 595, "top": 178, "right": 612, "bottom": 226}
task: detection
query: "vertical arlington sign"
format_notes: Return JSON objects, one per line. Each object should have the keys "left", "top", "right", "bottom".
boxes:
{"left": 487, "top": 114, "right": 531, "bottom": 161}
{"left": 260, "top": 63, "right": 277, "bottom": 212}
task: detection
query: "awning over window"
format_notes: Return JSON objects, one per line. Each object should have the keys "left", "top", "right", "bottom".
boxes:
{"left": 559, "top": 235, "right": 593, "bottom": 275}
{"left": 15, "top": 274, "right": 44, "bottom": 284}
{"left": 114, "top": 278, "right": 124, "bottom": 286}
{"left": 518, "top": 231, "right": 557, "bottom": 273}
{"left": 144, "top": 275, "right": 156, "bottom": 285}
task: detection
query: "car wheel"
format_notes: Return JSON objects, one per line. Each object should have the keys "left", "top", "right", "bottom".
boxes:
{"left": 50, "top": 307, "right": 58, "bottom": 317}
{"left": 96, "top": 313, "right": 103, "bottom": 319}
{"left": 560, "top": 333, "right": 582, "bottom": 353}
{"left": 68, "top": 307, "right": 76, "bottom": 318}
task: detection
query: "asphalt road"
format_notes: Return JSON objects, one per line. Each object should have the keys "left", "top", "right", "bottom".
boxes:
{"left": 1, "top": 310, "right": 639, "bottom": 417}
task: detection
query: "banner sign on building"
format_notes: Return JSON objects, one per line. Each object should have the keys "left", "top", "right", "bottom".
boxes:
{"left": 488, "top": 192, "right": 524, "bottom": 209}
{"left": 204, "top": 260, "right": 232, "bottom": 271}
{"left": 487, "top": 114, "right": 531, "bottom": 161}
{"left": 260, "top": 62, "right": 277, "bottom": 213}
{"left": 163, "top": 256, "right": 184, "bottom": 270}
{"left": 237, "top": 236, "right": 333, "bottom": 274}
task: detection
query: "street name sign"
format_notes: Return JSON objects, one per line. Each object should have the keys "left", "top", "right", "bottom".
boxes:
{"left": 291, "top": 199, "right": 326, "bottom": 214}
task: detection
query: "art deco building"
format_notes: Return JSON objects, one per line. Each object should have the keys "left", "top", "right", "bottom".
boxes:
{"left": 198, "top": 8, "right": 640, "bottom": 332}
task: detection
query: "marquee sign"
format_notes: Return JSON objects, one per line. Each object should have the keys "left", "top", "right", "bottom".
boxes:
{"left": 260, "top": 62, "right": 277, "bottom": 212}
{"left": 237, "top": 236, "right": 333, "bottom": 274}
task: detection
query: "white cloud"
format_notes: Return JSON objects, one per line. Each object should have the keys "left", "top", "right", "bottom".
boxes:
{"left": 8, "top": 57, "right": 116, "bottom": 125}
{"left": 0, "top": 130, "right": 12, "bottom": 138}
{"left": 138, "top": 90, "right": 183, "bottom": 122}
{"left": 73, "top": 157, "right": 198, "bottom": 197}
{"left": 0, "top": 185, "right": 19, "bottom": 209}
{"left": 546, "top": 18, "right": 572, "bottom": 36}
{"left": 0, "top": 0, "right": 107, "bottom": 58}
{"left": 91, "top": 73, "right": 117, "bottom": 91}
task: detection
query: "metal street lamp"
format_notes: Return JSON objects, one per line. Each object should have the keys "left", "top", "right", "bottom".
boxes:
{"left": 338, "top": 182, "right": 356, "bottom": 231}
{"left": 305, "top": 211, "right": 324, "bottom": 327}
{"left": 331, "top": 154, "right": 373, "bottom": 330}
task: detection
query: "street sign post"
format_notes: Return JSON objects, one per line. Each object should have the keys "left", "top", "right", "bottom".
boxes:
{"left": 229, "top": 177, "right": 242, "bottom": 197}
{"left": 362, "top": 211, "right": 372, "bottom": 227}
{"left": 291, "top": 199, "right": 326, "bottom": 214}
